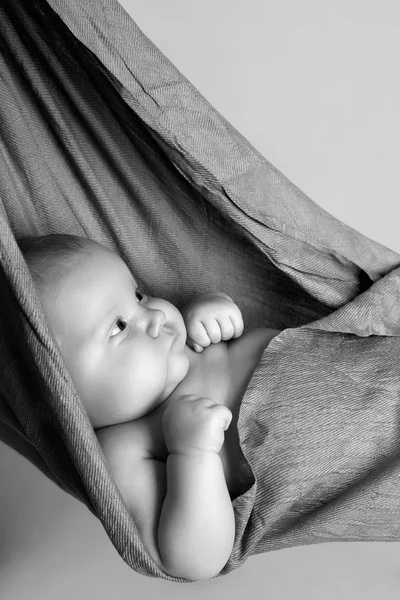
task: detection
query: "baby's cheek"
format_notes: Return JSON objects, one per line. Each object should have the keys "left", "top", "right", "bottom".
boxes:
{"left": 178, "top": 316, "right": 186, "bottom": 332}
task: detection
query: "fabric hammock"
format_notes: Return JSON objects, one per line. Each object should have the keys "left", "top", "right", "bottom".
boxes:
{"left": 1, "top": 0, "right": 400, "bottom": 583}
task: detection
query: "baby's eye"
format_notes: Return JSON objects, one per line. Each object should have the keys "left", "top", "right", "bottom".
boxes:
{"left": 110, "top": 318, "right": 127, "bottom": 338}
{"left": 109, "top": 291, "right": 146, "bottom": 338}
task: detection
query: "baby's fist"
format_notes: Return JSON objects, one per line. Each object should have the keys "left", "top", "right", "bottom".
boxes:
{"left": 162, "top": 394, "right": 233, "bottom": 456}
{"left": 181, "top": 292, "right": 244, "bottom": 352}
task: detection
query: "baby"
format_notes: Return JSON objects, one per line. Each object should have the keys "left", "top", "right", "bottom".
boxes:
{"left": 18, "top": 233, "right": 281, "bottom": 580}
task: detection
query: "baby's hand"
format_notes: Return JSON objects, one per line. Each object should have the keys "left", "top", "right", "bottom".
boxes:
{"left": 162, "top": 394, "right": 233, "bottom": 456}
{"left": 181, "top": 292, "right": 244, "bottom": 352}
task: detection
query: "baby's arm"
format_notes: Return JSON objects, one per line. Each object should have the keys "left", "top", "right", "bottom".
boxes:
{"left": 113, "top": 446, "right": 233, "bottom": 581}
{"left": 159, "top": 447, "right": 235, "bottom": 580}
{"left": 159, "top": 393, "right": 235, "bottom": 580}
{"left": 104, "top": 394, "right": 235, "bottom": 580}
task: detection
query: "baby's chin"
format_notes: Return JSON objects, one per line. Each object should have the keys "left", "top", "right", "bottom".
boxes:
{"left": 156, "top": 346, "right": 191, "bottom": 405}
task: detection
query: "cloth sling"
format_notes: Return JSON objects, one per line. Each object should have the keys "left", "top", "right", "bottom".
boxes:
{"left": 1, "top": 0, "right": 400, "bottom": 582}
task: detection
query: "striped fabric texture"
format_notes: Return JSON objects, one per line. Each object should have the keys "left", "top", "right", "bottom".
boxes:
{"left": 1, "top": 0, "right": 400, "bottom": 581}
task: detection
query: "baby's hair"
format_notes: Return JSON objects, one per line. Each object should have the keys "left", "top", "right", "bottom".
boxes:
{"left": 16, "top": 233, "right": 96, "bottom": 296}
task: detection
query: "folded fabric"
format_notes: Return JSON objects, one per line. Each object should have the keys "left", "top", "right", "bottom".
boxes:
{"left": 1, "top": 0, "right": 400, "bottom": 581}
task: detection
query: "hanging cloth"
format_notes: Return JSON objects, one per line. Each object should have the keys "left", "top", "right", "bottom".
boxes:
{"left": 1, "top": 0, "right": 400, "bottom": 581}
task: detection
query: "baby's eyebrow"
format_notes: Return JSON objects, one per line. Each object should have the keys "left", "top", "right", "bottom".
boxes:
{"left": 104, "top": 303, "right": 118, "bottom": 321}
{"left": 89, "top": 302, "right": 118, "bottom": 341}
{"left": 91, "top": 277, "right": 138, "bottom": 341}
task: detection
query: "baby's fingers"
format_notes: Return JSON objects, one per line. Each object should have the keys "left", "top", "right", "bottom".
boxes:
{"left": 218, "top": 317, "right": 235, "bottom": 341}
{"left": 229, "top": 307, "right": 245, "bottom": 338}
{"left": 211, "top": 404, "right": 233, "bottom": 431}
{"left": 201, "top": 318, "right": 225, "bottom": 344}
{"left": 186, "top": 320, "right": 211, "bottom": 349}
{"left": 187, "top": 338, "right": 204, "bottom": 353}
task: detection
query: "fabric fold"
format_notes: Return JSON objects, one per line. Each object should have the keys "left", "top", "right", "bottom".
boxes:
{"left": 1, "top": 0, "right": 400, "bottom": 581}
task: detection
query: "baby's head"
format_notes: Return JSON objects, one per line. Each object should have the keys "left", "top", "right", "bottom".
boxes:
{"left": 18, "top": 234, "right": 189, "bottom": 429}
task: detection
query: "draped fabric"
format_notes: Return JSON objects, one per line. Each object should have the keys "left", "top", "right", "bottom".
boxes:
{"left": 1, "top": 0, "right": 400, "bottom": 582}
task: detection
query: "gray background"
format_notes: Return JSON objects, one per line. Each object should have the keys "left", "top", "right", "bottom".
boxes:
{"left": 1, "top": 0, "right": 400, "bottom": 597}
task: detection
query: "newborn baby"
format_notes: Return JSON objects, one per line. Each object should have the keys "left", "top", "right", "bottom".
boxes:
{"left": 18, "top": 233, "right": 281, "bottom": 581}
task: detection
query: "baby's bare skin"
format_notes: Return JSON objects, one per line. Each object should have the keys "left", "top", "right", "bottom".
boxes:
{"left": 97, "top": 326, "right": 281, "bottom": 499}
{"left": 35, "top": 235, "right": 281, "bottom": 579}
{"left": 96, "top": 325, "right": 280, "bottom": 579}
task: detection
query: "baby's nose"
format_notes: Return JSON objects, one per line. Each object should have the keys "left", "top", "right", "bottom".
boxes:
{"left": 148, "top": 309, "right": 166, "bottom": 338}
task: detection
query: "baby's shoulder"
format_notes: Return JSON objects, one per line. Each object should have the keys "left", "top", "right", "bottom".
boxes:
{"left": 96, "top": 419, "right": 153, "bottom": 472}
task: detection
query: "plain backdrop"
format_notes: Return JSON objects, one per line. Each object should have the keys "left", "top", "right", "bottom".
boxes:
{"left": 1, "top": 1, "right": 400, "bottom": 598}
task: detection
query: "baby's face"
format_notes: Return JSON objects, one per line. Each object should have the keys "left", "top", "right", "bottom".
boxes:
{"left": 40, "top": 244, "right": 190, "bottom": 429}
